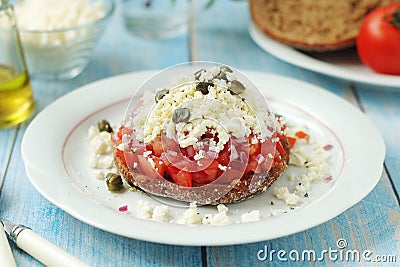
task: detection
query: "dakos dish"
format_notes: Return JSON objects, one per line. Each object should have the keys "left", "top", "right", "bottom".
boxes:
{"left": 111, "top": 63, "right": 290, "bottom": 205}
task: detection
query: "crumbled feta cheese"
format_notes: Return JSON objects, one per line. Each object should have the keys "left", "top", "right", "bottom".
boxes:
{"left": 15, "top": 0, "right": 105, "bottom": 46}
{"left": 117, "top": 142, "right": 128, "bottom": 151}
{"left": 270, "top": 208, "right": 288, "bottom": 216}
{"left": 135, "top": 201, "right": 171, "bottom": 222}
{"left": 193, "top": 150, "right": 206, "bottom": 160}
{"left": 87, "top": 126, "right": 99, "bottom": 140}
{"left": 177, "top": 205, "right": 202, "bottom": 225}
{"left": 202, "top": 204, "right": 231, "bottom": 225}
{"left": 137, "top": 200, "right": 153, "bottom": 219}
{"left": 152, "top": 205, "right": 171, "bottom": 222}
{"left": 273, "top": 187, "right": 299, "bottom": 206}
{"left": 94, "top": 169, "right": 106, "bottom": 179}
{"left": 202, "top": 212, "right": 231, "bottom": 225}
{"left": 127, "top": 69, "right": 274, "bottom": 153}
{"left": 218, "top": 164, "right": 227, "bottom": 171}
{"left": 147, "top": 157, "right": 156, "bottom": 168}
{"left": 89, "top": 135, "right": 110, "bottom": 155}
{"left": 285, "top": 129, "right": 332, "bottom": 203}
{"left": 241, "top": 210, "right": 260, "bottom": 223}
{"left": 99, "top": 155, "right": 114, "bottom": 169}
{"left": 143, "top": 150, "right": 152, "bottom": 157}
{"left": 217, "top": 204, "right": 228, "bottom": 213}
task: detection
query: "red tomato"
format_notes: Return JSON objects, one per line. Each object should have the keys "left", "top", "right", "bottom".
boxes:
{"left": 137, "top": 155, "right": 159, "bottom": 179}
{"left": 245, "top": 158, "right": 260, "bottom": 173}
{"left": 295, "top": 130, "right": 309, "bottom": 141}
{"left": 152, "top": 137, "right": 163, "bottom": 156}
{"left": 192, "top": 171, "right": 210, "bottom": 186}
{"left": 275, "top": 141, "right": 286, "bottom": 157}
{"left": 217, "top": 148, "right": 230, "bottom": 166}
{"left": 287, "top": 137, "right": 297, "bottom": 148}
{"left": 170, "top": 169, "right": 192, "bottom": 187}
{"left": 356, "top": 3, "right": 400, "bottom": 75}
{"left": 203, "top": 159, "right": 219, "bottom": 181}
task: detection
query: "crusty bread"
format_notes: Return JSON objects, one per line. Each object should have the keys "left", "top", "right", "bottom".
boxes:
{"left": 114, "top": 138, "right": 290, "bottom": 205}
{"left": 250, "top": 0, "right": 395, "bottom": 51}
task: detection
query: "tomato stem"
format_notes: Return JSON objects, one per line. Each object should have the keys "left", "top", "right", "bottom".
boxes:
{"left": 390, "top": 7, "right": 400, "bottom": 29}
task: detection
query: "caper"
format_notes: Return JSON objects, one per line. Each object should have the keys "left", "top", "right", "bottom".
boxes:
{"left": 215, "top": 66, "right": 233, "bottom": 80}
{"left": 228, "top": 80, "right": 246, "bottom": 95}
{"left": 196, "top": 81, "right": 213, "bottom": 95}
{"left": 172, "top": 107, "right": 190, "bottom": 123}
{"left": 155, "top": 89, "right": 169, "bottom": 103}
{"left": 194, "top": 68, "right": 206, "bottom": 80}
{"left": 106, "top": 173, "right": 123, "bottom": 192}
{"left": 98, "top": 119, "right": 113, "bottom": 133}
{"left": 220, "top": 66, "right": 233, "bottom": 73}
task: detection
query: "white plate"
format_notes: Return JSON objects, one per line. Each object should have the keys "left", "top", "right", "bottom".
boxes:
{"left": 249, "top": 22, "right": 400, "bottom": 88}
{"left": 21, "top": 70, "right": 385, "bottom": 246}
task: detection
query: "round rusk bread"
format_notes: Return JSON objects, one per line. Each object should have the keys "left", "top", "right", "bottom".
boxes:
{"left": 250, "top": 0, "right": 396, "bottom": 51}
{"left": 114, "top": 137, "right": 290, "bottom": 205}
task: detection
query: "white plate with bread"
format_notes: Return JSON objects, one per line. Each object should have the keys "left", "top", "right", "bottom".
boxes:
{"left": 249, "top": 22, "right": 400, "bottom": 88}
{"left": 21, "top": 70, "right": 385, "bottom": 245}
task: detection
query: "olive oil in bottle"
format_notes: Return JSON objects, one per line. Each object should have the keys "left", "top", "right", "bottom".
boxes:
{"left": 0, "top": 65, "right": 35, "bottom": 128}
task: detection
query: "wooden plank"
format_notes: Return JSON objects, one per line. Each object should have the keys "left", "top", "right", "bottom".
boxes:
{"left": 354, "top": 87, "right": 400, "bottom": 199}
{"left": 0, "top": 128, "right": 17, "bottom": 187}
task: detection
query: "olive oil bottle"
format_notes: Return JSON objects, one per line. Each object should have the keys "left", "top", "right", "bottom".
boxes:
{"left": 0, "top": 1, "right": 35, "bottom": 128}
{"left": 0, "top": 65, "right": 34, "bottom": 127}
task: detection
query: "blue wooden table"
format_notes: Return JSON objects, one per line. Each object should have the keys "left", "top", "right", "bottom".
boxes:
{"left": 1, "top": 1, "right": 399, "bottom": 266}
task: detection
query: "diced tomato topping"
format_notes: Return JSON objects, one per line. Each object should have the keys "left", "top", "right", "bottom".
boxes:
{"left": 276, "top": 141, "right": 286, "bottom": 156}
{"left": 137, "top": 155, "right": 162, "bottom": 179}
{"left": 127, "top": 123, "right": 290, "bottom": 188}
{"left": 287, "top": 137, "right": 297, "bottom": 148}
{"left": 192, "top": 171, "right": 212, "bottom": 186}
{"left": 164, "top": 137, "right": 180, "bottom": 153}
{"left": 152, "top": 137, "right": 163, "bottom": 157}
{"left": 245, "top": 158, "right": 260, "bottom": 173}
{"left": 295, "top": 130, "right": 309, "bottom": 141}
{"left": 124, "top": 151, "right": 136, "bottom": 168}
{"left": 180, "top": 145, "right": 195, "bottom": 158}
{"left": 169, "top": 167, "right": 192, "bottom": 187}
{"left": 203, "top": 160, "right": 219, "bottom": 181}
{"left": 249, "top": 142, "right": 261, "bottom": 156}
{"left": 260, "top": 158, "right": 273, "bottom": 171}
{"left": 186, "top": 145, "right": 196, "bottom": 158}
{"left": 217, "top": 148, "right": 230, "bottom": 166}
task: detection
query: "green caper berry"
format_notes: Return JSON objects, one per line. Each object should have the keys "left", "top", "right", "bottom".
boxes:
{"left": 220, "top": 66, "right": 233, "bottom": 73}
{"left": 214, "top": 66, "right": 233, "bottom": 80}
{"left": 194, "top": 68, "right": 206, "bottom": 80}
{"left": 106, "top": 173, "right": 123, "bottom": 192}
{"left": 228, "top": 80, "right": 246, "bottom": 95}
{"left": 155, "top": 89, "right": 169, "bottom": 103}
{"left": 172, "top": 107, "right": 190, "bottom": 123}
{"left": 196, "top": 82, "right": 213, "bottom": 94}
{"left": 215, "top": 66, "right": 233, "bottom": 80}
{"left": 98, "top": 119, "right": 113, "bottom": 133}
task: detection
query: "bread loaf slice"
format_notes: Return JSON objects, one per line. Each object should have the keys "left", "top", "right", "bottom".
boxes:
{"left": 249, "top": 0, "right": 395, "bottom": 51}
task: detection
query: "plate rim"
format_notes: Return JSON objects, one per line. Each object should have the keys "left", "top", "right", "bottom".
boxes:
{"left": 21, "top": 70, "right": 386, "bottom": 246}
{"left": 249, "top": 22, "right": 400, "bottom": 88}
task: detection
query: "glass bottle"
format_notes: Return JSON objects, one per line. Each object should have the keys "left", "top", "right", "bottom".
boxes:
{"left": 0, "top": 0, "right": 34, "bottom": 128}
